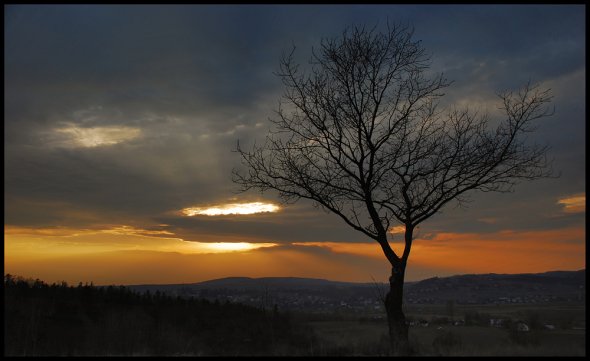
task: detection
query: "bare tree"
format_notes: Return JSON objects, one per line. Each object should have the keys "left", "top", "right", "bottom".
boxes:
{"left": 233, "top": 23, "right": 553, "bottom": 355}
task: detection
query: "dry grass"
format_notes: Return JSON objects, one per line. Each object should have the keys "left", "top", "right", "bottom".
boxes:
{"left": 308, "top": 320, "right": 586, "bottom": 356}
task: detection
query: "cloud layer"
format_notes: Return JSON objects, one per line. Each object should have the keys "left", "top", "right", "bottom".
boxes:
{"left": 5, "top": 5, "right": 585, "bottom": 282}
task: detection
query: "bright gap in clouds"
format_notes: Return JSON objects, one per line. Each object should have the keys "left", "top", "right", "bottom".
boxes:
{"left": 55, "top": 124, "right": 141, "bottom": 148}
{"left": 388, "top": 225, "right": 406, "bottom": 234}
{"left": 192, "top": 242, "right": 277, "bottom": 252}
{"left": 557, "top": 193, "right": 585, "bottom": 213}
{"left": 182, "top": 202, "right": 280, "bottom": 216}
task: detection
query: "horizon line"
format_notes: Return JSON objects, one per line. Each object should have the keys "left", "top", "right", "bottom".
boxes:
{"left": 6, "top": 268, "right": 584, "bottom": 288}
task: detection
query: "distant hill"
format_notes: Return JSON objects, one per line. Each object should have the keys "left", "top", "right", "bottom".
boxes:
{"left": 129, "top": 276, "right": 371, "bottom": 293}
{"left": 405, "top": 269, "right": 585, "bottom": 304}
{"left": 126, "top": 270, "right": 585, "bottom": 310}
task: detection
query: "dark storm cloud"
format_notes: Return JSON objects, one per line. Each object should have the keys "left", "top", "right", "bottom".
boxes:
{"left": 410, "top": 5, "right": 585, "bottom": 84}
{"left": 5, "top": 6, "right": 276, "bottom": 130}
{"left": 5, "top": 5, "right": 585, "bottom": 243}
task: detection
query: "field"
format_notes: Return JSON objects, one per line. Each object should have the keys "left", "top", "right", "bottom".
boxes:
{"left": 304, "top": 303, "right": 586, "bottom": 356}
{"left": 5, "top": 277, "right": 585, "bottom": 356}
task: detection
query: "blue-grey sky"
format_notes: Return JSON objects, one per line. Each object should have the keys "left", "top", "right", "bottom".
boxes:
{"left": 4, "top": 5, "right": 585, "bottom": 284}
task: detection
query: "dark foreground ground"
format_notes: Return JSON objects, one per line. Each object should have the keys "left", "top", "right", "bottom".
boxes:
{"left": 4, "top": 276, "right": 585, "bottom": 356}
{"left": 307, "top": 303, "right": 586, "bottom": 356}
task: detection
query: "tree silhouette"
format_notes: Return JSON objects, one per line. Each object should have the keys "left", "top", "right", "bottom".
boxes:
{"left": 233, "top": 23, "right": 553, "bottom": 355}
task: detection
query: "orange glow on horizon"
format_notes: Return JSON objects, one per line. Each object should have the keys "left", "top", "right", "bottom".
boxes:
{"left": 4, "top": 224, "right": 585, "bottom": 285}
{"left": 4, "top": 225, "right": 277, "bottom": 256}
{"left": 292, "top": 226, "right": 585, "bottom": 276}
{"left": 406, "top": 227, "right": 585, "bottom": 275}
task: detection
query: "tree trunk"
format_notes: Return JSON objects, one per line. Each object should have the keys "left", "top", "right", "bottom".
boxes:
{"left": 385, "top": 261, "right": 410, "bottom": 356}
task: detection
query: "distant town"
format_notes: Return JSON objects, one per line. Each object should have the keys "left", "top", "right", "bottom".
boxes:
{"left": 128, "top": 270, "right": 585, "bottom": 315}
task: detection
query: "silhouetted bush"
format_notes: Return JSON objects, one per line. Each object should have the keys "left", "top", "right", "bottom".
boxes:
{"left": 431, "top": 316, "right": 450, "bottom": 325}
{"left": 523, "top": 310, "right": 543, "bottom": 330}
{"left": 556, "top": 313, "right": 576, "bottom": 330}
{"left": 464, "top": 311, "right": 491, "bottom": 326}
{"left": 432, "top": 330, "right": 462, "bottom": 355}
{"left": 506, "top": 326, "right": 540, "bottom": 346}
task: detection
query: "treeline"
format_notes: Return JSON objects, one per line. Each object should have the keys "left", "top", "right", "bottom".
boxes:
{"left": 4, "top": 275, "right": 314, "bottom": 356}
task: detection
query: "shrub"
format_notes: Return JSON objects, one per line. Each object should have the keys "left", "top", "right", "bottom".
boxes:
{"left": 432, "top": 331, "right": 462, "bottom": 355}
{"left": 464, "top": 311, "right": 491, "bottom": 326}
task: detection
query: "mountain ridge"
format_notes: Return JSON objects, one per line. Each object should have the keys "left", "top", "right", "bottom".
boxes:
{"left": 125, "top": 269, "right": 585, "bottom": 289}
{"left": 123, "top": 269, "right": 585, "bottom": 308}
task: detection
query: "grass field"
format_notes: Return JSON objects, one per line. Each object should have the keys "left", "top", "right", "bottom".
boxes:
{"left": 305, "top": 303, "right": 586, "bottom": 356}
{"left": 308, "top": 321, "right": 586, "bottom": 356}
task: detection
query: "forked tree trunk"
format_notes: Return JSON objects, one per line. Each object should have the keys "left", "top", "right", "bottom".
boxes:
{"left": 384, "top": 261, "right": 410, "bottom": 356}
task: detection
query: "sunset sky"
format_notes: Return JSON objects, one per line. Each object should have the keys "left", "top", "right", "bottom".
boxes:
{"left": 4, "top": 5, "right": 585, "bottom": 285}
